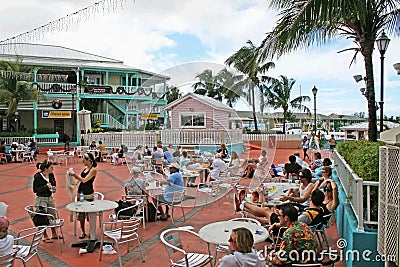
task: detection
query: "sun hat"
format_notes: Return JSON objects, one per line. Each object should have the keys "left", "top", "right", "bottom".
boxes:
{"left": 0, "top": 216, "right": 9, "bottom": 229}
{"left": 169, "top": 163, "right": 181, "bottom": 170}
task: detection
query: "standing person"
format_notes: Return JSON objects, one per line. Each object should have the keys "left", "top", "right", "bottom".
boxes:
{"left": 0, "top": 141, "right": 11, "bottom": 163}
{"left": 0, "top": 216, "right": 14, "bottom": 256}
{"left": 328, "top": 134, "right": 336, "bottom": 150}
{"left": 301, "top": 136, "right": 310, "bottom": 160}
{"left": 219, "top": 227, "right": 266, "bottom": 267}
{"left": 96, "top": 140, "right": 108, "bottom": 162}
{"left": 33, "top": 160, "right": 60, "bottom": 242}
{"left": 70, "top": 153, "right": 97, "bottom": 239}
{"left": 265, "top": 205, "right": 318, "bottom": 266}
{"left": 216, "top": 144, "right": 229, "bottom": 159}
{"left": 63, "top": 133, "right": 71, "bottom": 152}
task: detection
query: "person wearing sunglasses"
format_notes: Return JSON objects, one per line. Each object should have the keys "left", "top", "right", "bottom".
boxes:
{"left": 266, "top": 205, "right": 318, "bottom": 266}
{"left": 313, "top": 173, "right": 339, "bottom": 215}
{"left": 70, "top": 153, "right": 97, "bottom": 239}
{"left": 33, "top": 160, "right": 60, "bottom": 242}
{"left": 314, "top": 157, "right": 338, "bottom": 180}
{"left": 219, "top": 227, "right": 266, "bottom": 267}
{"left": 280, "top": 168, "right": 313, "bottom": 210}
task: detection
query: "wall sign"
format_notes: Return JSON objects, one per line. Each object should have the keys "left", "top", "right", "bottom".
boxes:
{"left": 42, "top": 110, "right": 71, "bottom": 119}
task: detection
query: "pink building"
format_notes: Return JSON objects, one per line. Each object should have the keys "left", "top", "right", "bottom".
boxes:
{"left": 164, "top": 93, "right": 234, "bottom": 130}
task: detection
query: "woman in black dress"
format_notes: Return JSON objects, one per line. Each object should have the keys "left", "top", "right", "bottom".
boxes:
{"left": 70, "top": 153, "right": 97, "bottom": 239}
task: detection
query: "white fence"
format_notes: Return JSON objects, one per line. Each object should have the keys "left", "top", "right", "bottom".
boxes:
{"left": 243, "top": 133, "right": 302, "bottom": 141}
{"left": 334, "top": 151, "right": 379, "bottom": 232}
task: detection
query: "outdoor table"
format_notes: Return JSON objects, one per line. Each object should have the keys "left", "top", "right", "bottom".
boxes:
{"left": 50, "top": 150, "right": 65, "bottom": 164}
{"left": 199, "top": 220, "right": 268, "bottom": 246}
{"left": 66, "top": 199, "right": 118, "bottom": 252}
{"left": 187, "top": 166, "right": 208, "bottom": 183}
{"left": 10, "top": 149, "right": 24, "bottom": 162}
{"left": 246, "top": 182, "right": 299, "bottom": 207}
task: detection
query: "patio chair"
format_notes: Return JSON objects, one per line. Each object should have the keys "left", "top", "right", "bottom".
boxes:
{"left": 160, "top": 228, "right": 213, "bottom": 267}
{"left": 25, "top": 205, "right": 65, "bottom": 249}
{"left": 22, "top": 148, "right": 35, "bottom": 163}
{"left": 13, "top": 226, "right": 47, "bottom": 267}
{"left": 158, "top": 189, "right": 186, "bottom": 224}
{"left": 122, "top": 194, "right": 147, "bottom": 229}
{"left": 311, "top": 214, "right": 333, "bottom": 249}
{"left": 194, "top": 181, "right": 222, "bottom": 208}
{"left": 99, "top": 217, "right": 145, "bottom": 266}
{"left": 0, "top": 248, "right": 18, "bottom": 267}
{"left": 109, "top": 199, "right": 144, "bottom": 229}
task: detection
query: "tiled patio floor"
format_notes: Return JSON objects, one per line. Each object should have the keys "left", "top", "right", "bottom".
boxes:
{"left": 1, "top": 146, "right": 344, "bottom": 266}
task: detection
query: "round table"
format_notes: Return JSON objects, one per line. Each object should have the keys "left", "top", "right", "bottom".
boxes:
{"left": 199, "top": 221, "right": 268, "bottom": 246}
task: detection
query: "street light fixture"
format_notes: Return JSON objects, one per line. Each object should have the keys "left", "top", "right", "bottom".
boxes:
{"left": 71, "top": 86, "right": 76, "bottom": 142}
{"left": 376, "top": 30, "right": 391, "bottom": 132}
{"left": 311, "top": 86, "right": 318, "bottom": 134}
{"left": 14, "top": 111, "right": 19, "bottom": 133}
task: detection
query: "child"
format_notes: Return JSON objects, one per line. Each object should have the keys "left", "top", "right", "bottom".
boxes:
{"left": 0, "top": 216, "right": 14, "bottom": 256}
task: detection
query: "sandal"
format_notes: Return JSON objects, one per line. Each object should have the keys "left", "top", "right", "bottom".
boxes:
{"left": 79, "top": 233, "right": 86, "bottom": 239}
{"left": 43, "top": 237, "right": 53, "bottom": 243}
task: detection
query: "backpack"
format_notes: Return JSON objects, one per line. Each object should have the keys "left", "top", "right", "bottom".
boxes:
{"left": 31, "top": 206, "right": 50, "bottom": 226}
{"left": 146, "top": 202, "right": 157, "bottom": 222}
{"left": 114, "top": 200, "right": 137, "bottom": 219}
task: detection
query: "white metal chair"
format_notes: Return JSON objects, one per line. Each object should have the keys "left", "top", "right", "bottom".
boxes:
{"left": 109, "top": 199, "right": 144, "bottom": 229}
{"left": 22, "top": 148, "right": 35, "bottom": 163}
{"left": 0, "top": 248, "right": 18, "bottom": 267}
{"left": 122, "top": 194, "right": 147, "bottom": 229}
{"left": 66, "top": 150, "right": 75, "bottom": 164}
{"left": 99, "top": 217, "right": 145, "bottom": 266}
{"left": 194, "top": 181, "right": 222, "bottom": 208}
{"left": 160, "top": 228, "right": 213, "bottom": 267}
{"left": 13, "top": 226, "right": 47, "bottom": 267}
{"left": 311, "top": 214, "right": 333, "bottom": 249}
{"left": 46, "top": 150, "right": 54, "bottom": 162}
{"left": 159, "top": 189, "right": 186, "bottom": 224}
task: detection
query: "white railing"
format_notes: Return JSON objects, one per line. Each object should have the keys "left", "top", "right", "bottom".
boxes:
{"left": 334, "top": 151, "right": 379, "bottom": 231}
{"left": 243, "top": 133, "right": 302, "bottom": 141}
{"left": 92, "top": 113, "right": 126, "bottom": 129}
{"left": 86, "top": 132, "right": 156, "bottom": 148}
{"left": 161, "top": 129, "right": 242, "bottom": 145}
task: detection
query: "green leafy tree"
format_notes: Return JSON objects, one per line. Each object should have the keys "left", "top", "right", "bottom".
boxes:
{"left": 225, "top": 40, "right": 275, "bottom": 131}
{"left": 260, "top": 0, "right": 400, "bottom": 141}
{"left": 192, "top": 69, "right": 223, "bottom": 101}
{"left": 166, "top": 86, "right": 181, "bottom": 104}
{"left": 263, "top": 75, "right": 311, "bottom": 133}
{"left": 214, "top": 68, "right": 245, "bottom": 108}
{"left": 0, "top": 60, "right": 46, "bottom": 117}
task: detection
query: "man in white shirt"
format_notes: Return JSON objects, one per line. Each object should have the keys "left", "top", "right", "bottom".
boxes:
{"left": 209, "top": 153, "right": 227, "bottom": 181}
{"left": 0, "top": 216, "right": 13, "bottom": 256}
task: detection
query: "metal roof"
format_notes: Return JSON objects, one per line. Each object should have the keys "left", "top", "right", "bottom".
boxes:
{"left": 164, "top": 93, "right": 233, "bottom": 112}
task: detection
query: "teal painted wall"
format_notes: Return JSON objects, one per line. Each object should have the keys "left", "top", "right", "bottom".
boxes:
{"left": 333, "top": 177, "right": 391, "bottom": 267}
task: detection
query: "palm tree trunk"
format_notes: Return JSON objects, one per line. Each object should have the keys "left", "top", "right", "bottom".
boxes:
{"left": 363, "top": 48, "right": 377, "bottom": 142}
{"left": 251, "top": 87, "right": 258, "bottom": 131}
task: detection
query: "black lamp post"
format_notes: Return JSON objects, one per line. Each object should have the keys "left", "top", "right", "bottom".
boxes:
{"left": 311, "top": 86, "right": 318, "bottom": 133}
{"left": 71, "top": 86, "right": 76, "bottom": 142}
{"left": 376, "top": 30, "right": 391, "bottom": 133}
{"left": 14, "top": 111, "right": 19, "bottom": 133}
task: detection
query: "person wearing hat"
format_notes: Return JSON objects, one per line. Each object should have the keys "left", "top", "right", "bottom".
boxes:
{"left": 0, "top": 216, "right": 13, "bottom": 256}
{"left": 154, "top": 162, "right": 184, "bottom": 221}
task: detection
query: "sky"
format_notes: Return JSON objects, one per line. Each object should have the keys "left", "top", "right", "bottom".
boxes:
{"left": 0, "top": 0, "right": 399, "bottom": 117}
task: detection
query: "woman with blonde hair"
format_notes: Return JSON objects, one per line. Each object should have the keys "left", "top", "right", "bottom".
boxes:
{"left": 219, "top": 227, "right": 265, "bottom": 267}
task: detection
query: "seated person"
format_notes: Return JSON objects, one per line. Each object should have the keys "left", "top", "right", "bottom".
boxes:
{"left": 298, "top": 190, "right": 325, "bottom": 226}
{"left": 242, "top": 159, "right": 257, "bottom": 179}
{"left": 111, "top": 144, "right": 126, "bottom": 165}
{"left": 163, "top": 147, "right": 174, "bottom": 164}
{"left": 172, "top": 146, "right": 181, "bottom": 157}
{"left": 9, "top": 140, "right": 19, "bottom": 161}
{"left": 228, "top": 151, "right": 241, "bottom": 176}
{"left": 209, "top": 153, "right": 227, "bottom": 181}
{"left": 216, "top": 143, "right": 229, "bottom": 159}
{"left": 314, "top": 158, "right": 338, "bottom": 179}
{"left": 151, "top": 146, "right": 163, "bottom": 164}
{"left": 167, "top": 144, "right": 175, "bottom": 153}
{"left": 132, "top": 145, "right": 143, "bottom": 161}
{"left": 179, "top": 150, "right": 191, "bottom": 169}
{"left": 144, "top": 145, "right": 152, "bottom": 156}
{"left": 96, "top": 140, "right": 108, "bottom": 161}
{"left": 310, "top": 152, "right": 323, "bottom": 171}
{"left": 280, "top": 168, "right": 313, "bottom": 210}
{"left": 219, "top": 227, "right": 266, "bottom": 267}
{"left": 283, "top": 155, "right": 302, "bottom": 180}
{"left": 313, "top": 176, "right": 339, "bottom": 215}
{"left": 0, "top": 141, "right": 11, "bottom": 163}
{"left": 265, "top": 205, "right": 318, "bottom": 266}
{"left": 153, "top": 163, "right": 184, "bottom": 221}
{"left": 258, "top": 149, "right": 268, "bottom": 168}
{"left": 0, "top": 216, "right": 14, "bottom": 257}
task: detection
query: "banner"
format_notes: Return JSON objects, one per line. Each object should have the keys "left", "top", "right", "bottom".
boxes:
{"left": 141, "top": 114, "right": 158, "bottom": 120}
{"left": 42, "top": 110, "right": 71, "bottom": 119}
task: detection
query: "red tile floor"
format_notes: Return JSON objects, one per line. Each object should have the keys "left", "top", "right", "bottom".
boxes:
{"left": 0, "top": 146, "right": 344, "bottom": 266}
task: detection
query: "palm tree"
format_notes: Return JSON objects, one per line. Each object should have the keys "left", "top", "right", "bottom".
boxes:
{"left": 260, "top": 0, "right": 400, "bottom": 141}
{"left": 0, "top": 60, "right": 45, "bottom": 124}
{"left": 263, "top": 75, "right": 311, "bottom": 133}
{"left": 225, "top": 40, "right": 275, "bottom": 131}
{"left": 214, "top": 68, "right": 245, "bottom": 108}
{"left": 192, "top": 69, "right": 223, "bottom": 101}
{"left": 166, "top": 85, "right": 181, "bottom": 104}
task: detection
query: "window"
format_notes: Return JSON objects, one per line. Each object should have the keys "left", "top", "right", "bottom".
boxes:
{"left": 180, "top": 113, "right": 205, "bottom": 128}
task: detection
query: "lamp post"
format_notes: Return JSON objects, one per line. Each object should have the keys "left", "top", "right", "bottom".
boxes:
{"left": 311, "top": 86, "right": 318, "bottom": 134}
{"left": 14, "top": 111, "right": 19, "bottom": 133}
{"left": 376, "top": 30, "right": 390, "bottom": 133}
{"left": 71, "top": 86, "right": 76, "bottom": 142}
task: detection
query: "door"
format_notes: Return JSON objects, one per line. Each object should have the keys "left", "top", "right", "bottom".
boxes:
{"left": 54, "top": 120, "right": 64, "bottom": 135}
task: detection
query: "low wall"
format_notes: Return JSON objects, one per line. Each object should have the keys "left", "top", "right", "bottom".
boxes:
{"left": 334, "top": 177, "right": 392, "bottom": 267}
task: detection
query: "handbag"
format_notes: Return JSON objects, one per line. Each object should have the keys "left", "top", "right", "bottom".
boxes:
{"left": 31, "top": 206, "right": 50, "bottom": 226}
